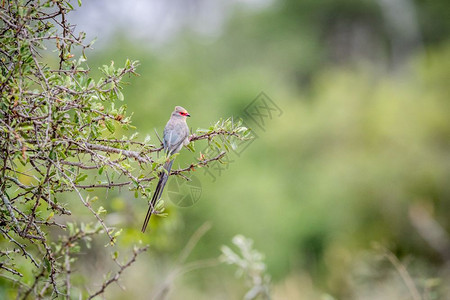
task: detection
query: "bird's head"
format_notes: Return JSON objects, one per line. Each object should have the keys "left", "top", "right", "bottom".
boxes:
{"left": 172, "top": 106, "right": 191, "bottom": 119}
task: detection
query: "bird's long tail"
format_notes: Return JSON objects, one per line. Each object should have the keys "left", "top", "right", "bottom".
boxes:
{"left": 141, "top": 160, "right": 174, "bottom": 232}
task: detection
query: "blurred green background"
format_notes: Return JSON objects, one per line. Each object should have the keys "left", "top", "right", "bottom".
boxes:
{"left": 63, "top": 0, "right": 450, "bottom": 299}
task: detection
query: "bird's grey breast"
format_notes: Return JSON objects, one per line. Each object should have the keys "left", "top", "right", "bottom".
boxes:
{"left": 163, "top": 119, "right": 189, "bottom": 154}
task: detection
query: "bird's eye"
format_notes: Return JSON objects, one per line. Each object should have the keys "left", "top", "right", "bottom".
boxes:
{"left": 179, "top": 112, "right": 186, "bottom": 116}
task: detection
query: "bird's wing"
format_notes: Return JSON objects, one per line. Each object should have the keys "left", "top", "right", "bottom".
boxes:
{"left": 163, "top": 121, "right": 189, "bottom": 154}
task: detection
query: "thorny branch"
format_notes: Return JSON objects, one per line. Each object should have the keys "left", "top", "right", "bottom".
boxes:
{"left": 87, "top": 246, "right": 149, "bottom": 300}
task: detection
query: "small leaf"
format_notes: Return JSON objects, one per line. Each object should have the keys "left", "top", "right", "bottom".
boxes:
{"left": 75, "top": 173, "right": 88, "bottom": 183}
{"left": 44, "top": 258, "right": 51, "bottom": 272}
{"left": 116, "top": 89, "right": 124, "bottom": 101}
{"left": 46, "top": 211, "right": 54, "bottom": 221}
{"left": 113, "top": 229, "right": 122, "bottom": 238}
{"left": 97, "top": 206, "right": 107, "bottom": 215}
{"left": 105, "top": 119, "right": 115, "bottom": 133}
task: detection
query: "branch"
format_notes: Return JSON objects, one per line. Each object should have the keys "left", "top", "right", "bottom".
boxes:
{"left": 170, "top": 151, "right": 227, "bottom": 176}
{"left": 50, "top": 159, "right": 115, "bottom": 243}
{"left": 73, "top": 141, "right": 152, "bottom": 164}
{"left": 189, "top": 129, "right": 241, "bottom": 142}
{"left": 0, "top": 190, "right": 21, "bottom": 232}
{"left": 87, "top": 246, "right": 148, "bottom": 300}
{"left": 377, "top": 245, "right": 422, "bottom": 300}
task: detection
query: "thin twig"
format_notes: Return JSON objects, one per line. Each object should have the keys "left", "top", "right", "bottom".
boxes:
{"left": 379, "top": 246, "right": 422, "bottom": 300}
{"left": 87, "top": 246, "right": 148, "bottom": 300}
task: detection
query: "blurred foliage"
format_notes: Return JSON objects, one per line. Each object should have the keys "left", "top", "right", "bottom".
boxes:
{"left": 221, "top": 235, "right": 271, "bottom": 300}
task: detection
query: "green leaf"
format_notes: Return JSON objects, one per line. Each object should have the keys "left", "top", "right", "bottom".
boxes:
{"left": 97, "top": 206, "right": 107, "bottom": 215}
{"left": 186, "top": 143, "right": 195, "bottom": 152}
{"left": 67, "top": 223, "right": 75, "bottom": 235}
{"left": 44, "top": 258, "right": 51, "bottom": 273}
{"left": 130, "top": 132, "right": 138, "bottom": 140}
{"left": 18, "top": 124, "right": 33, "bottom": 131}
{"left": 155, "top": 199, "right": 164, "bottom": 210}
{"left": 46, "top": 211, "right": 54, "bottom": 221}
{"left": 105, "top": 119, "right": 115, "bottom": 133}
{"left": 49, "top": 150, "right": 56, "bottom": 160}
{"left": 116, "top": 89, "right": 124, "bottom": 101}
{"left": 113, "top": 229, "right": 122, "bottom": 238}
{"left": 75, "top": 173, "right": 88, "bottom": 183}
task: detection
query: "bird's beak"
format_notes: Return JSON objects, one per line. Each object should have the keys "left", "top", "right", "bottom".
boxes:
{"left": 186, "top": 113, "right": 191, "bottom": 117}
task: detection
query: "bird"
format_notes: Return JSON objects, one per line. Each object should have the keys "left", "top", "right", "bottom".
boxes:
{"left": 141, "top": 106, "right": 191, "bottom": 232}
